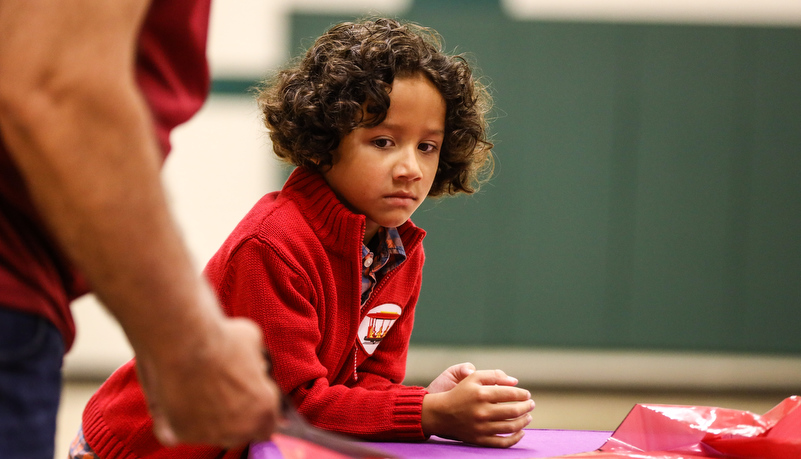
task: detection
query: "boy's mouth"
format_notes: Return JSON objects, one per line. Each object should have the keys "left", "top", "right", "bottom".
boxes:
{"left": 386, "top": 191, "right": 415, "bottom": 200}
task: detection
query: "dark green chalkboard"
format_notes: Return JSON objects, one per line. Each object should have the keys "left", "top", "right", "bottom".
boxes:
{"left": 282, "top": 0, "right": 801, "bottom": 354}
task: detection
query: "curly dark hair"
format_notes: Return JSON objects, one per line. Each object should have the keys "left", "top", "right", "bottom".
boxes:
{"left": 256, "top": 17, "right": 494, "bottom": 196}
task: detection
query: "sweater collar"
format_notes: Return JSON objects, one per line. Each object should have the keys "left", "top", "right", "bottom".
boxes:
{"left": 281, "top": 167, "right": 426, "bottom": 254}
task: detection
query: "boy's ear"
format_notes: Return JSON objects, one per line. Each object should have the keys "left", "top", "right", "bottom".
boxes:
{"left": 324, "top": 150, "right": 338, "bottom": 166}
{"left": 308, "top": 152, "right": 326, "bottom": 166}
{"left": 313, "top": 153, "right": 335, "bottom": 172}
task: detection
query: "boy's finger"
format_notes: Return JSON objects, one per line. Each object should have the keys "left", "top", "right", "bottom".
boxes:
{"left": 483, "top": 399, "right": 535, "bottom": 422}
{"left": 482, "top": 386, "right": 534, "bottom": 405}
{"left": 469, "top": 369, "right": 519, "bottom": 386}
{"left": 479, "top": 412, "right": 532, "bottom": 437}
{"left": 473, "top": 429, "right": 526, "bottom": 448}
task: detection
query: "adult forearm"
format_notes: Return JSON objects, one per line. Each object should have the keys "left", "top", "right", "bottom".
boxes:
{"left": 0, "top": 0, "right": 214, "bottom": 361}
{"left": 0, "top": 79, "right": 221, "bottom": 361}
{"left": 0, "top": 2, "right": 280, "bottom": 447}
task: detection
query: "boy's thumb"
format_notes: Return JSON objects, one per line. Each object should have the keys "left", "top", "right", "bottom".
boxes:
{"left": 461, "top": 362, "right": 476, "bottom": 377}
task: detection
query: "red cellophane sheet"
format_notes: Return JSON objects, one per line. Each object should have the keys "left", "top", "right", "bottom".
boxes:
{"left": 555, "top": 395, "right": 801, "bottom": 459}
{"left": 269, "top": 433, "right": 354, "bottom": 459}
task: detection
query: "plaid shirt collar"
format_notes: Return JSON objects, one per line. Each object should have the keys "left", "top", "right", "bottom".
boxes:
{"left": 360, "top": 227, "right": 406, "bottom": 304}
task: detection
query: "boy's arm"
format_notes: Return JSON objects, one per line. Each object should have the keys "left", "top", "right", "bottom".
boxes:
{"left": 0, "top": 0, "right": 278, "bottom": 447}
{"left": 356, "top": 296, "right": 535, "bottom": 447}
{"left": 222, "top": 239, "right": 428, "bottom": 441}
{"left": 357, "top": 284, "right": 533, "bottom": 448}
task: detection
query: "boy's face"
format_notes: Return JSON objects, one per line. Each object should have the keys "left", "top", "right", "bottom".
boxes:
{"left": 323, "top": 73, "right": 445, "bottom": 244}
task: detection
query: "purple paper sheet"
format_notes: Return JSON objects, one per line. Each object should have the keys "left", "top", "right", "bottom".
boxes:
{"left": 250, "top": 429, "right": 611, "bottom": 459}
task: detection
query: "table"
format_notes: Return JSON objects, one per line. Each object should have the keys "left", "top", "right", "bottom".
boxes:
{"left": 250, "top": 429, "right": 612, "bottom": 458}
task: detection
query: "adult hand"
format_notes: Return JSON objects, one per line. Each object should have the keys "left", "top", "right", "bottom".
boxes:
{"left": 422, "top": 369, "right": 535, "bottom": 448}
{"left": 138, "top": 315, "right": 280, "bottom": 447}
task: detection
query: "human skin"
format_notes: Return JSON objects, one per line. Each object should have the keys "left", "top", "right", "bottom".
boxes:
{"left": 0, "top": 0, "right": 279, "bottom": 448}
{"left": 322, "top": 73, "right": 443, "bottom": 245}
{"left": 424, "top": 363, "right": 535, "bottom": 448}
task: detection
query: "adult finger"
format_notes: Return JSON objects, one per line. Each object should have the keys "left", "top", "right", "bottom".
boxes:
{"left": 151, "top": 414, "right": 180, "bottom": 447}
{"left": 136, "top": 357, "right": 181, "bottom": 446}
{"left": 250, "top": 377, "right": 282, "bottom": 442}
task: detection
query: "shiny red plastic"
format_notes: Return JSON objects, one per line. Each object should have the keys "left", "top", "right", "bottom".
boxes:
{"left": 556, "top": 396, "right": 801, "bottom": 459}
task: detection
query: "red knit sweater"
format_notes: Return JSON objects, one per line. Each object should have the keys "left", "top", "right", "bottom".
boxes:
{"left": 82, "top": 167, "right": 430, "bottom": 458}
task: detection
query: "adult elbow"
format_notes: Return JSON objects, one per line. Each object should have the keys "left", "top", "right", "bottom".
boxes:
{"left": 0, "top": 66, "right": 54, "bottom": 138}
{"left": 0, "top": 62, "right": 105, "bottom": 150}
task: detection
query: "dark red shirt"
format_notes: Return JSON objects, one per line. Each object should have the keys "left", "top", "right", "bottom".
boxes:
{"left": 0, "top": 0, "right": 212, "bottom": 349}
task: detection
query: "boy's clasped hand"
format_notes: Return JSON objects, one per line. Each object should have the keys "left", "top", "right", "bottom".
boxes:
{"left": 422, "top": 362, "right": 535, "bottom": 448}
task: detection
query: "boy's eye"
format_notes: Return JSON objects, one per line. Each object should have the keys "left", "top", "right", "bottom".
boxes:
{"left": 372, "top": 138, "right": 393, "bottom": 148}
{"left": 419, "top": 143, "right": 438, "bottom": 153}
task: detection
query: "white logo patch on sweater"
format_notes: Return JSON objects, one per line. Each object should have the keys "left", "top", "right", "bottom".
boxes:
{"left": 358, "top": 303, "right": 402, "bottom": 355}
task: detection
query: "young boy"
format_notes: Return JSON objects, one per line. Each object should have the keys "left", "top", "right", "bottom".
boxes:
{"left": 71, "top": 17, "right": 534, "bottom": 458}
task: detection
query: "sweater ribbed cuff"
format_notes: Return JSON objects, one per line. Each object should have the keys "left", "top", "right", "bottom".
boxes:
{"left": 82, "top": 398, "right": 139, "bottom": 459}
{"left": 391, "top": 388, "right": 428, "bottom": 440}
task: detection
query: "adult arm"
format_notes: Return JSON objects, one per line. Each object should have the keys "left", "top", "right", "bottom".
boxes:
{"left": 0, "top": 0, "right": 278, "bottom": 448}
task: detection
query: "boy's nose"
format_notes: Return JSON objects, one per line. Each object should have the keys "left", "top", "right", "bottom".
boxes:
{"left": 395, "top": 147, "right": 422, "bottom": 181}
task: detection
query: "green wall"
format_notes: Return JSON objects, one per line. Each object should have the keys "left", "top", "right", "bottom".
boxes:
{"left": 269, "top": 1, "right": 801, "bottom": 354}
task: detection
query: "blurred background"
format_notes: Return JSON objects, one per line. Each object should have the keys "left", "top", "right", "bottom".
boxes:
{"left": 57, "top": 0, "right": 801, "bottom": 456}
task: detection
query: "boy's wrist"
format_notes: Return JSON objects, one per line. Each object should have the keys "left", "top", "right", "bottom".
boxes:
{"left": 421, "top": 392, "right": 445, "bottom": 437}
